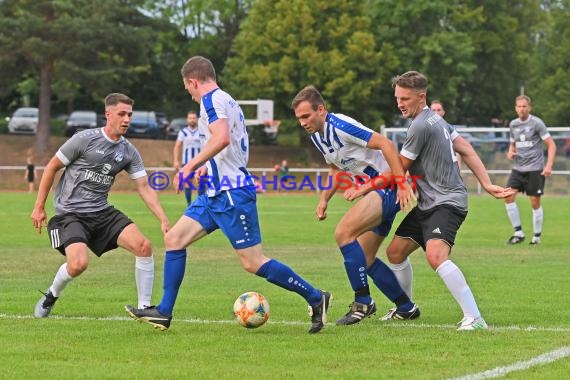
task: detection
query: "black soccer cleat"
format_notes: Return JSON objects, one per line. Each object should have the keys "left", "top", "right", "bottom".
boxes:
{"left": 34, "top": 289, "right": 58, "bottom": 318}
{"left": 125, "top": 305, "right": 172, "bottom": 331}
{"left": 336, "top": 300, "right": 377, "bottom": 325}
{"left": 307, "top": 290, "right": 332, "bottom": 334}
{"left": 506, "top": 235, "right": 525, "bottom": 245}
{"left": 380, "top": 303, "right": 421, "bottom": 321}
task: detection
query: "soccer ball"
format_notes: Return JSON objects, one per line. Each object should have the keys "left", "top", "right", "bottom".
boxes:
{"left": 233, "top": 291, "right": 270, "bottom": 328}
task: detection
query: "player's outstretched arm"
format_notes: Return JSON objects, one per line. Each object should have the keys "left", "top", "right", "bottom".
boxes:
{"left": 31, "top": 156, "right": 64, "bottom": 234}
{"left": 453, "top": 135, "right": 514, "bottom": 198}
{"left": 135, "top": 177, "right": 170, "bottom": 234}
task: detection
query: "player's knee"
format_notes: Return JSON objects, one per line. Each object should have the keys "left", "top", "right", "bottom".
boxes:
{"left": 133, "top": 238, "right": 152, "bottom": 257}
{"left": 385, "top": 245, "right": 403, "bottom": 264}
{"left": 164, "top": 231, "right": 183, "bottom": 249}
{"left": 67, "top": 259, "right": 88, "bottom": 276}
{"left": 334, "top": 225, "right": 355, "bottom": 246}
{"left": 425, "top": 251, "right": 446, "bottom": 270}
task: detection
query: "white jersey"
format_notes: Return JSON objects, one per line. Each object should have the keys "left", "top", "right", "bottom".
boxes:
{"left": 310, "top": 113, "right": 390, "bottom": 183}
{"left": 200, "top": 88, "right": 251, "bottom": 196}
{"left": 177, "top": 125, "right": 204, "bottom": 165}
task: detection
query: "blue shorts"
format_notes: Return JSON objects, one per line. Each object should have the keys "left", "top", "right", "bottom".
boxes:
{"left": 371, "top": 188, "right": 400, "bottom": 237}
{"left": 184, "top": 186, "right": 261, "bottom": 249}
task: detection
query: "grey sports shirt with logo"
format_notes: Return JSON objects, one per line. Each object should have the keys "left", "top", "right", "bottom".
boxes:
{"left": 509, "top": 115, "right": 550, "bottom": 172}
{"left": 401, "top": 107, "right": 467, "bottom": 212}
{"left": 53, "top": 128, "right": 147, "bottom": 214}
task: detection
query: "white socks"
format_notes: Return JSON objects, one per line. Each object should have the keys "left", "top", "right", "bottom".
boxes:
{"left": 49, "top": 263, "right": 74, "bottom": 297}
{"left": 436, "top": 260, "right": 481, "bottom": 319}
{"left": 135, "top": 256, "right": 154, "bottom": 308}
{"left": 505, "top": 202, "right": 522, "bottom": 234}
{"left": 532, "top": 207, "right": 543, "bottom": 236}
{"left": 389, "top": 258, "right": 413, "bottom": 298}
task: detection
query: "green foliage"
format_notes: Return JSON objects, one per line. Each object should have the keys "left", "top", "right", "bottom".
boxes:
{"left": 223, "top": 0, "right": 394, "bottom": 128}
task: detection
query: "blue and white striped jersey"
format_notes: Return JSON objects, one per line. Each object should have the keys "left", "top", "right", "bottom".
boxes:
{"left": 311, "top": 113, "right": 390, "bottom": 182}
{"left": 199, "top": 88, "right": 251, "bottom": 196}
{"left": 177, "top": 125, "right": 204, "bottom": 165}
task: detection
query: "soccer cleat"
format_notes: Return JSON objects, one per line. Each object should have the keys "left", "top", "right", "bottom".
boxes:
{"left": 529, "top": 236, "right": 541, "bottom": 245}
{"left": 336, "top": 300, "right": 377, "bottom": 325}
{"left": 34, "top": 289, "right": 58, "bottom": 318}
{"left": 506, "top": 234, "right": 525, "bottom": 245}
{"left": 379, "top": 303, "right": 421, "bottom": 321}
{"left": 457, "top": 316, "right": 488, "bottom": 331}
{"left": 125, "top": 305, "right": 172, "bottom": 331}
{"left": 307, "top": 290, "right": 332, "bottom": 334}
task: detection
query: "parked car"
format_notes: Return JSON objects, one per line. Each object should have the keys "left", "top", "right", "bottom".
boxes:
{"left": 165, "top": 117, "right": 187, "bottom": 140}
{"left": 155, "top": 112, "right": 170, "bottom": 138}
{"left": 7, "top": 107, "right": 38, "bottom": 134}
{"left": 126, "top": 111, "right": 161, "bottom": 139}
{"left": 65, "top": 110, "right": 98, "bottom": 136}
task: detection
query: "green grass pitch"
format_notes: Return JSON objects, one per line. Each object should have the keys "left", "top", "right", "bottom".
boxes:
{"left": 0, "top": 192, "right": 568, "bottom": 379}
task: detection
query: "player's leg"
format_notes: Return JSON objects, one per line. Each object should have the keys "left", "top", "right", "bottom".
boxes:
{"left": 35, "top": 215, "right": 91, "bottom": 318}
{"left": 117, "top": 223, "right": 154, "bottom": 308}
{"left": 423, "top": 206, "right": 487, "bottom": 330}
{"left": 528, "top": 171, "right": 545, "bottom": 245}
{"left": 505, "top": 170, "right": 524, "bottom": 244}
{"left": 334, "top": 191, "right": 383, "bottom": 307}
{"left": 238, "top": 243, "right": 330, "bottom": 334}
{"left": 125, "top": 199, "right": 210, "bottom": 330}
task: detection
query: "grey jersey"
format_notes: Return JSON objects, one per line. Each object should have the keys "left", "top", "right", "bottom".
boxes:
{"left": 54, "top": 128, "right": 147, "bottom": 214}
{"left": 509, "top": 115, "right": 550, "bottom": 172}
{"left": 401, "top": 107, "right": 467, "bottom": 211}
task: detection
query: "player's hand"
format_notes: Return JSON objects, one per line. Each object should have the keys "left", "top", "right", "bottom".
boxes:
{"left": 160, "top": 218, "right": 170, "bottom": 235}
{"left": 31, "top": 207, "right": 47, "bottom": 234}
{"left": 507, "top": 150, "right": 517, "bottom": 160}
{"left": 484, "top": 184, "right": 515, "bottom": 199}
{"left": 195, "top": 166, "right": 208, "bottom": 189}
{"left": 315, "top": 200, "right": 328, "bottom": 221}
{"left": 343, "top": 187, "right": 363, "bottom": 201}
{"left": 541, "top": 165, "right": 552, "bottom": 177}
{"left": 173, "top": 167, "right": 195, "bottom": 195}
{"left": 396, "top": 181, "right": 417, "bottom": 213}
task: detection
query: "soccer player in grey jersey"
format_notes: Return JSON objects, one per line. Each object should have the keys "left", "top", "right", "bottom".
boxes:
{"left": 384, "top": 71, "right": 513, "bottom": 330}
{"left": 504, "top": 95, "right": 556, "bottom": 245}
{"left": 31, "top": 93, "right": 170, "bottom": 318}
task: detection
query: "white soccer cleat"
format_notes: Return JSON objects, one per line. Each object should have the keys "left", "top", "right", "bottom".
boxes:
{"left": 529, "top": 236, "right": 541, "bottom": 245}
{"left": 457, "top": 316, "right": 488, "bottom": 331}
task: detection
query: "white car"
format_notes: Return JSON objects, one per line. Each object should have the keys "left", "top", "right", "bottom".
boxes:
{"left": 7, "top": 107, "right": 38, "bottom": 134}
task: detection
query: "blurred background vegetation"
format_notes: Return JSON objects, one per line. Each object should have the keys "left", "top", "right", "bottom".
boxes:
{"left": 1, "top": 0, "right": 569, "bottom": 153}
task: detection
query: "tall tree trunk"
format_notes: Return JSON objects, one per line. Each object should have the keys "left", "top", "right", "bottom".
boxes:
{"left": 34, "top": 60, "right": 54, "bottom": 158}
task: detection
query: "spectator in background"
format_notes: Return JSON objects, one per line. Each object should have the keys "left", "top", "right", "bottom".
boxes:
{"left": 24, "top": 155, "right": 36, "bottom": 193}
{"left": 430, "top": 100, "right": 462, "bottom": 169}
{"left": 504, "top": 95, "right": 556, "bottom": 246}
{"left": 278, "top": 159, "right": 289, "bottom": 191}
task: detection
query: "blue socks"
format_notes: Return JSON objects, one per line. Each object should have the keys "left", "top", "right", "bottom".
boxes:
{"left": 367, "top": 258, "right": 414, "bottom": 311}
{"left": 256, "top": 259, "right": 321, "bottom": 306}
{"left": 157, "top": 249, "right": 187, "bottom": 316}
{"left": 340, "top": 241, "right": 372, "bottom": 305}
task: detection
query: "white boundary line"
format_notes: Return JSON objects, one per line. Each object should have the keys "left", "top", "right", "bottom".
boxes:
{"left": 450, "top": 346, "right": 570, "bottom": 380}
{"left": 1, "top": 313, "right": 569, "bottom": 332}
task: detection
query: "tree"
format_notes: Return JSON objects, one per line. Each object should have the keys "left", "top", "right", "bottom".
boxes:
{"left": 223, "top": 0, "right": 398, "bottom": 135}
{"left": 0, "top": 0, "right": 156, "bottom": 155}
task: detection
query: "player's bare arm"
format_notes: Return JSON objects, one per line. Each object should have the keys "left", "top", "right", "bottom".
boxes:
{"left": 542, "top": 137, "right": 556, "bottom": 176}
{"left": 31, "top": 156, "right": 65, "bottom": 234}
{"left": 316, "top": 165, "right": 340, "bottom": 220}
{"left": 506, "top": 142, "right": 517, "bottom": 160}
{"left": 173, "top": 140, "right": 183, "bottom": 170}
{"left": 453, "top": 135, "right": 514, "bottom": 198}
{"left": 135, "top": 177, "right": 170, "bottom": 234}
{"left": 174, "top": 118, "right": 230, "bottom": 193}
{"left": 367, "top": 132, "right": 414, "bottom": 211}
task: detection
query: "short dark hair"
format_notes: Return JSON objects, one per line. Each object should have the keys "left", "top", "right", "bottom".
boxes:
{"left": 104, "top": 93, "right": 134, "bottom": 107}
{"left": 180, "top": 56, "right": 216, "bottom": 82}
{"left": 392, "top": 71, "right": 428, "bottom": 91}
{"left": 515, "top": 95, "right": 531, "bottom": 105}
{"left": 291, "top": 85, "right": 326, "bottom": 110}
{"left": 187, "top": 110, "right": 197, "bottom": 116}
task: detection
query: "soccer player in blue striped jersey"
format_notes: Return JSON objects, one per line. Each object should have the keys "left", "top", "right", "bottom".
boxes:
{"left": 125, "top": 56, "right": 331, "bottom": 334}
{"left": 387, "top": 71, "right": 513, "bottom": 330}
{"left": 292, "top": 85, "right": 420, "bottom": 325}
{"left": 173, "top": 110, "right": 205, "bottom": 204}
